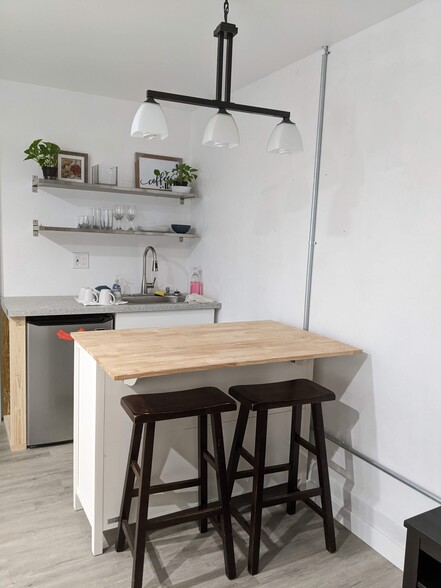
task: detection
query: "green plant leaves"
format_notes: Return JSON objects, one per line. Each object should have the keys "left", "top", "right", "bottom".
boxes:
{"left": 24, "top": 139, "right": 60, "bottom": 167}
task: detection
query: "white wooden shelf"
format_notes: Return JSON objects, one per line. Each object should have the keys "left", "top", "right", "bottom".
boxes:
{"left": 32, "top": 176, "right": 196, "bottom": 204}
{"left": 33, "top": 223, "right": 199, "bottom": 243}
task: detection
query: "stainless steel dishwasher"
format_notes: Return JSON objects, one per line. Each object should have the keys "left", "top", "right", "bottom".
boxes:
{"left": 27, "top": 314, "right": 114, "bottom": 447}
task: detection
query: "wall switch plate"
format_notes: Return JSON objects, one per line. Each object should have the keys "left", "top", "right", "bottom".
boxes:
{"left": 73, "top": 252, "right": 89, "bottom": 269}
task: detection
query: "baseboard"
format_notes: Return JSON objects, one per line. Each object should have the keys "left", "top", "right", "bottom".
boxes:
{"left": 331, "top": 494, "right": 405, "bottom": 569}
{"left": 307, "top": 438, "right": 439, "bottom": 571}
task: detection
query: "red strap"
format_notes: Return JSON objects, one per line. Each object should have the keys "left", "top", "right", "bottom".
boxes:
{"left": 56, "top": 327, "right": 86, "bottom": 341}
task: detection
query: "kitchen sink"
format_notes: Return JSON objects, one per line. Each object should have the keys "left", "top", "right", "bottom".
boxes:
{"left": 121, "top": 294, "right": 186, "bottom": 304}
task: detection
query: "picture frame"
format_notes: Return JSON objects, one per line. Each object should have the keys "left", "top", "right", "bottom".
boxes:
{"left": 58, "top": 151, "right": 89, "bottom": 183}
{"left": 135, "top": 152, "right": 182, "bottom": 190}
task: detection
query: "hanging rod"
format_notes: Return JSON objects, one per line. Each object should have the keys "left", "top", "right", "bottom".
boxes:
{"left": 146, "top": 90, "right": 290, "bottom": 120}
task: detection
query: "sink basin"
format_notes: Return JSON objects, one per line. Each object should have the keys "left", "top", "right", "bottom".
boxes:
{"left": 122, "top": 294, "right": 185, "bottom": 304}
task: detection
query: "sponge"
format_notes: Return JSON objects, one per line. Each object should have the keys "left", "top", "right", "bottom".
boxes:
{"left": 154, "top": 290, "right": 166, "bottom": 297}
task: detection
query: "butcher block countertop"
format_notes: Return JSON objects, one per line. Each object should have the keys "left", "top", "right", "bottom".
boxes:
{"left": 72, "top": 320, "right": 362, "bottom": 381}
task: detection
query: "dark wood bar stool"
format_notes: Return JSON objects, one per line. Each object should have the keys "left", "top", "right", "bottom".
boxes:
{"left": 227, "top": 378, "right": 337, "bottom": 575}
{"left": 116, "top": 387, "right": 237, "bottom": 588}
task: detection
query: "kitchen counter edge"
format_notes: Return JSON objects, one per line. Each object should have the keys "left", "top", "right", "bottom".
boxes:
{"left": 0, "top": 296, "right": 221, "bottom": 318}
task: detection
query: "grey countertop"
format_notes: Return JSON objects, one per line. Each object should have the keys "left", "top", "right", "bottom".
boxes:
{"left": 1, "top": 296, "right": 221, "bottom": 318}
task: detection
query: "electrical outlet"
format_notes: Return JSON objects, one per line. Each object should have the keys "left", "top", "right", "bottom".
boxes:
{"left": 73, "top": 252, "right": 89, "bottom": 269}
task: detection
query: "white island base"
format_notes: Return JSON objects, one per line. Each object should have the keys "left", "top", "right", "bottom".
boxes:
{"left": 73, "top": 343, "right": 313, "bottom": 555}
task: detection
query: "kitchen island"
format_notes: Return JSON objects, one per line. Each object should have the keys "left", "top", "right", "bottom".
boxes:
{"left": 72, "top": 320, "right": 361, "bottom": 555}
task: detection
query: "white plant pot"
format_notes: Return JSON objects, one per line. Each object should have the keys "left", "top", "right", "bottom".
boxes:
{"left": 171, "top": 185, "right": 191, "bottom": 194}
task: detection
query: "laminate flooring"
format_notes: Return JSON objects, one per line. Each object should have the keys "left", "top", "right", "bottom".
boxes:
{"left": 0, "top": 423, "right": 401, "bottom": 587}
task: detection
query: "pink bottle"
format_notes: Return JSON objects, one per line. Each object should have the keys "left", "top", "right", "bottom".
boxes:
{"left": 190, "top": 267, "right": 202, "bottom": 295}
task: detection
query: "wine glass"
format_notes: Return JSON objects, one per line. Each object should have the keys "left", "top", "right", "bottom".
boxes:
{"left": 113, "top": 204, "right": 125, "bottom": 230}
{"left": 126, "top": 205, "right": 136, "bottom": 231}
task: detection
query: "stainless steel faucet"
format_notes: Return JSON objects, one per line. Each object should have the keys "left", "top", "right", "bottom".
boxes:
{"left": 141, "top": 246, "right": 158, "bottom": 294}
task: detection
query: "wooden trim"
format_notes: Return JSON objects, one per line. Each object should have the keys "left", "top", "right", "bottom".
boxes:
{"left": 9, "top": 317, "right": 26, "bottom": 451}
{"left": 1, "top": 310, "right": 10, "bottom": 416}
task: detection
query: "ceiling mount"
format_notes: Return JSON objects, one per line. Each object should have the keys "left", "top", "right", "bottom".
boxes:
{"left": 131, "top": 0, "right": 303, "bottom": 154}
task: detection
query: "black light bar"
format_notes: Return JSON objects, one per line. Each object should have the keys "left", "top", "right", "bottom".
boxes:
{"left": 146, "top": 90, "right": 291, "bottom": 121}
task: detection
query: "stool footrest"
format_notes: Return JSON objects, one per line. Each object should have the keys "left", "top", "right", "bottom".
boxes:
{"left": 234, "top": 462, "right": 290, "bottom": 481}
{"left": 148, "top": 504, "right": 221, "bottom": 532}
{"left": 262, "top": 487, "right": 321, "bottom": 508}
{"left": 202, "top": 449, "right": 218, "bottom": 471}
{"left": 130, "top": 476, "right": 202, "bottom": 498}
{"left": 230, "top": 505, "right": 251, "bottom": 535}
{"left": 149, "top": 477, "right": 201, "bottom": 495}
{"left": 304, "top": 496, "right": 324, "bottom": 518}
{"left": 131, "top": 460, "right": 141, "bottom": 480}
{"left": 121, "top": 520, "right": 135, "bottom": 555}
{"left": 294, "top": 433, "right": 317, "bottom": 456}
{"left": 239, "top": 447, "right": 255, "bottom": 466}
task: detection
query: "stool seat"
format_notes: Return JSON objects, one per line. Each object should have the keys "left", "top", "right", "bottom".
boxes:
{"left": 229, "top": 378, "right": 336, "bottom": 411}
{"left": 121, "top": 387, "right": 237, "bottom": 423}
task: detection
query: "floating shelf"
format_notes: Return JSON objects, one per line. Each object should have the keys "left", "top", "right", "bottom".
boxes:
{"left": 32, "top": 176, "right": 196, "bottom": 204}
{"left": 33, "top": 223, "right": 199, "bottom": 243}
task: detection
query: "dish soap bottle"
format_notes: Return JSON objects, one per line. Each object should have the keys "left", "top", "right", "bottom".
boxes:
{"left": 190, "top": 267, "right": 202, "bottom": 295}
{"left": 112, "top": 276, "right": 122, "bottom": 301}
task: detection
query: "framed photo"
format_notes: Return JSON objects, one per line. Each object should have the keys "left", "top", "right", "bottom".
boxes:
{"left": 135, "top": 152, "right": 182, "bottom": 190}
{"left": 58, "top": 151, "right": 89, "bottom": 183}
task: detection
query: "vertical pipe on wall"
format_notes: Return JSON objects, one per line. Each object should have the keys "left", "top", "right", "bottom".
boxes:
{"left": 303, "top": 46, "right": 330, "bottom": 331}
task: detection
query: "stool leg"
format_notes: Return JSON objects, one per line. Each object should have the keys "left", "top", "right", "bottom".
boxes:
{"left": 211, "top": 413, "right": 236, "bottom": 580}
{"left": 132, "top": 422, "right": 156, "bottom": 588}
{"left": 198, "top": 414, "right": 208, "bottom": 533}
{"left": 248, "top": 409, "right": 268, "bottom": 575}
{"left": 227, "top": 404, "right": 249, "bottom": 497}
{"left": 287, "top": 405, "right": 302, "bottom": 515}
{"left": 116, "top": 422, "right": 143, "bottom": 552}
{"left": 311, "top": 403, "right": 336, "bottom": 553}
{"left": 402, "top": 528, "right": 420, "bottom": 588}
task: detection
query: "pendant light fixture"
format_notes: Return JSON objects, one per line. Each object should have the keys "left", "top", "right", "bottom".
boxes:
{"left": 131, "top": 0, "right": 302, "bottom": 155}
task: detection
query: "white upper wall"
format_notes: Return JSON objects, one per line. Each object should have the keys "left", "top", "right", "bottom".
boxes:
{"left": 0, "top": 81, "right": 194, "bottom": 296}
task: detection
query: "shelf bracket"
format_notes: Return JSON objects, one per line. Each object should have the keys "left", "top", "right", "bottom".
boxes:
{"left": 32, "top": 176, "right": 39, "bottom": 193}
{"left": 33, "top": 220, "right": 39, "bottom": 236}
{"left": 180, "top": 197, "right": 185, "bottom": 205}
{"left": 179, "top": 236, "right": 184, "bottom": 243}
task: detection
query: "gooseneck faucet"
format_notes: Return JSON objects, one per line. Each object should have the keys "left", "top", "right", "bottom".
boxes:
{"left": 141, "top": 246, "right": 158, "bottom": 294}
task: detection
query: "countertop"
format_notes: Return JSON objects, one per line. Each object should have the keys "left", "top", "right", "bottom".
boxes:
{"left": 72, "top": 320, "right": 362, "bottom": 381}
{"left": 0, "top": 295, "right": 221, "bottom": 318}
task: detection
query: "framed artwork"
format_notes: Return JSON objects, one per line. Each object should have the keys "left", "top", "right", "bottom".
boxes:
{"left": 135, "top": 152, "right": 182, "bottom": 190}
{"left": 58, "top": 151, "right": 89, "bottom": 183}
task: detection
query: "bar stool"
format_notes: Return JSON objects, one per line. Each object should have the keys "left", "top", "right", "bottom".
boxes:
{"left": 116, "top": 387, "right": 237, "bottom": 588}
{"left": 227, "top": 378, "right": 336, "bottom": 575}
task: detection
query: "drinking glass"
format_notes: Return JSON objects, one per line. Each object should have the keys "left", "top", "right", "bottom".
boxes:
{"left": 100, "top": 209, "right": 113, "bottom": 230}
{"left": 126, "top": 205, "right": 136, "bottom": 231}
{"left": 91, "top": 208, "right": 101, "bottom": 229}
{"left": 113, "top": 204, "right": 125, "bottom": 230}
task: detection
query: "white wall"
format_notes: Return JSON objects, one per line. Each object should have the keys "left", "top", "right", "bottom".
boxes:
{"left": 0, "top": 80, "right": 194, "bottom": 296}
{"left": 188, "top": 50, "right": 323, "bottom": 321}
{"left": 189, "top": 0, "right": 441, "bottom": 568}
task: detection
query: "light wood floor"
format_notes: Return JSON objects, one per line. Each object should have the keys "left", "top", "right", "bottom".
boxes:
{"left": 0, "top": 423, "right": 401, "bottom": 587}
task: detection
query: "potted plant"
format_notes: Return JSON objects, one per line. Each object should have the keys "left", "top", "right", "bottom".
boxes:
{"left": 24, "top": 139, "right": 60, "bottom": 180}
{"left": 154, "top": 163, "right": 198, "bottom": 193}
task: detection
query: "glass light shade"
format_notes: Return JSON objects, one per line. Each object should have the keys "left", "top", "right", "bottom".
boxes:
{"left": 130, "top": 100, "right": 169, "bottom": 140}
{"left": 202, "top": 111, "right": 240, "bottom": 149}
{"left": 267, "top": 120, "right": 303, "bottom": 155}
